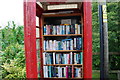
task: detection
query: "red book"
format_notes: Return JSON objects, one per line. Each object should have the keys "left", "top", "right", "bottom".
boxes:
{"left": 66, "top": 66, "right": 68, "bottom": 78}
{"left": 72, "top": 66, "right": 74, "bottom": 78}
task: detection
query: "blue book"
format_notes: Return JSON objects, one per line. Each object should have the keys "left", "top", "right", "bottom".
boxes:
{"left": 80, "top": 52, "right": 83, "bottom": 64}
{"left": 79, "top": 37, "right": 82, "bottom": 49}
{"left": 44, "top": 26, "right": 46, "bottom": 35}
{"left": 48, "top": 66, "right": 52, "bottom": 77}
{"left": 76, "top": 38, "right": 79, "bottom": 50}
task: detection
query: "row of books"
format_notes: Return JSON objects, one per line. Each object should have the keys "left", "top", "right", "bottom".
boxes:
{"left": 43, "top": 66, "right": 82, "bottom": 78}
{"left": 43, "top": 24, "right": 82, "bottom": 35}
{"left": 44, "top": 37, "right": 82, "bottom": 50}
{"left": 43, "top": 52, "right": 83, "bottom": 65}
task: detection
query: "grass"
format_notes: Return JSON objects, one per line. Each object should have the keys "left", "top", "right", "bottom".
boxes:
{"left": 92, "top": 70, "right": 118, "bottom": 79}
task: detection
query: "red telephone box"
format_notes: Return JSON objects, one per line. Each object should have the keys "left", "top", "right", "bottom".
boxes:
{"left": 24, "top": 1, "right": 92, "bottom": 79}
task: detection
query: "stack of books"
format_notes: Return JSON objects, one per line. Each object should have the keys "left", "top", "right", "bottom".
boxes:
{"left": 43, "top": 24, "right": 81, "bottom": 35}
{"left": 43, "top": 66, "right": 82, "bottom": 78}
{"left": 43, "top": 52, "right": 83, "bottom": 65}
{"left": 44, "top": 37, "right": 82, "bottom": 50}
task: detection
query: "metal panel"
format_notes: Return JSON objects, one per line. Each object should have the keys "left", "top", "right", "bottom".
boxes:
{"left": 24, "top": 1, "right": 38, "bottom": 78}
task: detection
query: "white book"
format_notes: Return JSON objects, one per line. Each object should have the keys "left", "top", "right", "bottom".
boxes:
{"left": 78, "top": 25, "right": 81, "bottom": 34}
{"left": 78, "top": 68, "right": 82, "bottom": 77}
{"left": 44, "top": 40, "right": 46, "bottom": 50}
{"left": 74, "top": 53, "right": 76, "bottom": 64}
{"left": 60, "top": 25, "right": 62, "bottom": 35}
{"left": 74, "top": 38, "right": 76, "bottom": 50}
{"left": 58, "top": 67, "right": 60, "bottom": 77}
{"left": 70, "top": 52, "right": 72, "bottom": 64}
{"left": 46, "top": 66, "right": 48, "bottom": 77}
{"left": 75, "top": 24, "right": 78, "bottom": 34}
{"left": 43, "top": 66, "right": 46, "bottom": 77}
{"left": 64, "top": 54, "right": 67, "bottom": 64}
{"left": 66, "top": 41, "right": 69, "bottom": 50}
{"left": 43, "top": 53, "right": 46, "bottom": 65}
{"left": 44, "top": 66, "right": 48, "bottom": 77}
{"left": 53, "top": 52, "right": 56, "bottom": 64}
{"left": 64, "top": 67, "right": 66, "bottom": 77}
{"left": 46, "top": 40, "right": 49, "bottom": 50}
{"left": 49, "top": 40, "right": 52, "bottom": 50}
{"left": 70, "top": 40, "right": 73, "bottom": 50}
{"left": 64, "top": 41, "right": 67, "bottom": 50}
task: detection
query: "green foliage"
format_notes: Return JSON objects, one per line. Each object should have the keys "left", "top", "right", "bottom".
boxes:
{"left": 92, "top": 2, "right": 120, "bottom": 70}
{"left": 107, "top": 2, "right": 120, "bottom": 52}
{"left": 92, "top": 3, "right": 100, "bottom": 53}
{"left": 92, "top": 2, "right": 120, "bottom": 52}
{"left": 92, "top": 55, "right": 100, "bottom": 70}
{"left": 1, "top": 59, "right": 26, "bottom": 78}
{"left": 0, "top": 21, "right": 25, "bottom": 79}
{"left": 93, "top": 55, "right": 120, "bottom": 70}
{"left": 109, "top": 55, "right": 120, "bottom": 70}
{"left": 1, "top": 21, "right": 24, "bottom": 50}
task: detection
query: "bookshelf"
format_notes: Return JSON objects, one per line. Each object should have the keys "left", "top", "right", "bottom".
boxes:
{"left": 24, "top": 2, "right": 92, "bottom": 79}
{"left": 39, "top": 10, "right": 84, "bottom": 79}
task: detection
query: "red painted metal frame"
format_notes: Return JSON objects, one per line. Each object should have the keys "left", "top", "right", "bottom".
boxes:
{"left": 24, "top": 1, "right": 38, "bottom": 78}
{"left": 83, "top": 2, "right": 92, "bottom": 79}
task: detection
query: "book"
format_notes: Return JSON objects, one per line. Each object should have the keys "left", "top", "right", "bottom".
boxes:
{"left": 43, "top": 24, "right": 81, "bottom": 35}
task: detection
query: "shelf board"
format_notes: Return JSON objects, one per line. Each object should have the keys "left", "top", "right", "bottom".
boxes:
{"left": 42, "top": 13, "right": 81, "bottom": 17}
{"left": 43, "top": 34, "right": 82, "bottom": 37}
{"left": 44, "top": 64, "right": 83, "bottom": 66}
{"left": 44, "top": 50, "right": 82, "bottom": 52}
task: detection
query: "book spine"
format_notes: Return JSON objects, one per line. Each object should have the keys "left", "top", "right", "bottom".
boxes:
{"left": 44, "top": 40, "right": 46, "bottom": 50}
{"left": 75, "top": 24, "right": 78, "bottom": 34}
{"left": 66, "top": 66, "right": 68, "bottom": 78}
{"left": 46, "top": 40, "right": 48, "bottom": 50}
{"left": 44, "top": 26, "right": 46, "bottom": 35}
{"left": 43, "top": 52, "right": 46, "bottom": 65}
{"left": 72, "top": 66, "right": 74, "bottom": 78}
{"left": 46, "top": 66, "right": 48, "bottom": 77}
{"left": 74, "top": 38, "right": 76, "bottom": 50}
{"left": 48, "top": 66, "right": 52, "bottom": 77}
{"left": 78, "top": 24, "right": 81, "bottom": 34}
{"left": 74, "top": 53, "right": 76, "bottom": 64}
{"left": 53, "top": 52, "right": 55, "bottom": 64}
{"left": 70, "top": 40, "right": 73, "bottom": 50}
{"left": 80, "top": 52, "right": 83, "bottom": 64}
{"left": 70, "top": 52, "right": 72, "bottom": 64}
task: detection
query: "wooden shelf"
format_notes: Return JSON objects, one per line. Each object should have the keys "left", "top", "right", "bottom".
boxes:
{"left": 43, "top": 34, "right": 82, "bottom": 37}
{"left": 42, "top": 13, "right": 81, "bottom": 17}
{"left": 44, "top": 64, "right": 83, "bottom": 66}
{"left": 44, "top": 50, "right": 82, "bottom": 52}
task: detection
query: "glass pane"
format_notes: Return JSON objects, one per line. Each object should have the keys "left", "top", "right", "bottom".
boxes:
{"left": 36, "top": 16, "right": 39, "bottom": 26}
{"left": 36, "top": 28, "right": 40, "bottom": 38}
{"left": 36, "top": 39, "right": 40, "bottom": 50}
{"left": 37, "top": 50, "right": 40, "bottom": 78}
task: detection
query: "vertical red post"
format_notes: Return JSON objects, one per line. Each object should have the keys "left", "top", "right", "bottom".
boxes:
{"left": 83, "top": 2, "right": 92, "bottom": 79}
{"left": 24, "top": 0, "right": 38, "bottom": 78}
